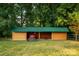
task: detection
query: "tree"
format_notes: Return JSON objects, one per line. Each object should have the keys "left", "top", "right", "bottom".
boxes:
{"left": 69, "top": 11, "right": 79, "bottom": 40}
{"left": 0, "top": 3, "right": 79, "bottom": 38}
{"left": 55, "top": 4, "right": 77, "bottom": 27}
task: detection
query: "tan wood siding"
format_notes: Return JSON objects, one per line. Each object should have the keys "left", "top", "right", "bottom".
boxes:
{"left": 12, "top": 32, "right": 67, "bottom": 41}
{"left": 12, "top": 32, "right": 26, "bottom": 40}
{"left": 51, "top": 32, "right": 67, "bottom": 40}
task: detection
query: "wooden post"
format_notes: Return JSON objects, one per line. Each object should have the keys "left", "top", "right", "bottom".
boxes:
{"left": 75, "top": 33, "right": 77, "bottom": 41}
{"left": 39, "top": 32, "right": 40, "bottom": 39}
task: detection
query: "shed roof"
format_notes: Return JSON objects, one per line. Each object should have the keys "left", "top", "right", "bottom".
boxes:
{"left": 12, "top": 27, "right": 69, "bottom": 32}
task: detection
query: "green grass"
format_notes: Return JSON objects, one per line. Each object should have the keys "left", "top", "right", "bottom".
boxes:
{"left": 0, "top": 40, "right": 79, "bottom": 56}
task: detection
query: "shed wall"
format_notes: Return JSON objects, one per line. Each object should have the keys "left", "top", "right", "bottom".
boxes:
{"left": 51, "top": 32, "right": 67, "bottom": 40}
{"left": 12, "top": 32, "right": 67, "bottom": 41}
{"left": 12, "top": 32, "right": 27, "bottom": 40}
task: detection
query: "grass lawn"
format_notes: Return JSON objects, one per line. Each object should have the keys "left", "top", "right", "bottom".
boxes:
{"left": 0, "top": 40, "right": 79, "bottom": 56}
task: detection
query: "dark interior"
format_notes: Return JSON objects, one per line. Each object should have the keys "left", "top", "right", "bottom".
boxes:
{"left": 27, "top": 32, "right": 51, "bottom": 40}
{"left": 40, "top": 32, "right": 51, "bottom": 39}
{"left": 27, "top": 32, "right": 39, "bottom": 40}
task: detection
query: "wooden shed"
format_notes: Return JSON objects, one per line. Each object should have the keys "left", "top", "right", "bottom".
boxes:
{"left": 12, "top": 27, "right": 69, "bottom": 41}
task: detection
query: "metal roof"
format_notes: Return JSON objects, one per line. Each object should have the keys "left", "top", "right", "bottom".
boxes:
{"left": 12, "top": 27, "right": 69, "bottom": 32}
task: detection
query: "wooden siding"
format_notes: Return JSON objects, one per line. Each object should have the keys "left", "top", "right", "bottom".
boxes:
{"left": 12, "top": 32, "right": 26, "bottom": 40}
{"left": 12, "top": 32, "right": 67, "bottom": 41}
{"left": 51, "top": 32, "right": 67, "bottom": 40}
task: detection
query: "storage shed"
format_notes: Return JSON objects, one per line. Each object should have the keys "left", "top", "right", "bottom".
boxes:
{"left": 12, "top": 27, "right": 69, "bottom": 41}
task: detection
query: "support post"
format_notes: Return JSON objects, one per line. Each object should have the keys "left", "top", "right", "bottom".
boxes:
{"left": 39, "top": 32, "right": 40, "bottom": 39}
{"left": 75, "top": 33, "right": 77, "bottom": 41}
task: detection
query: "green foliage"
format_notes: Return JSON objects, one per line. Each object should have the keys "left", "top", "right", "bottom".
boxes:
{"left": 0, "top": 3, "right": 79, "bottom": 37}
